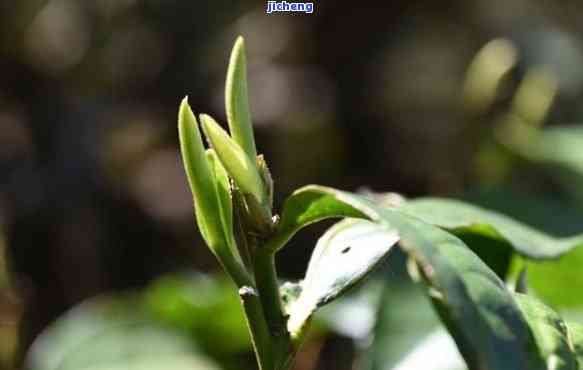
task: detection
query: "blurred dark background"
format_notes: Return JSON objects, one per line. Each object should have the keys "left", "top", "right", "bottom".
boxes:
{"left": 2, "top": 1, "right": 583, "bottom": 369}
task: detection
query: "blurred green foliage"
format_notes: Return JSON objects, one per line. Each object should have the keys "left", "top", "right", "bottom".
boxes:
{"left": 143, "top": 273, "right": 251, "bottom": 356}
{"left": 25, "top": 292, "right": 220, "bottom": 370}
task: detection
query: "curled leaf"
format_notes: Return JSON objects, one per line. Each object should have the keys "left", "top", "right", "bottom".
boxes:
{"left": 287, "top": 218, "right": 399, "bottom": 338}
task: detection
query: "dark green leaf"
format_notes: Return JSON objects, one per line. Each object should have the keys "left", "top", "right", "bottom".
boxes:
{"left": 392, "top": 214, "right": 542, "bottom": 370}
{"left": 398, "top": 197, "right": 583, "bottom": 260}
{"left": 279, "top": 185, "right": 545, "bottom": 370}
{"left": 461, "top": 187, "right": 583, "bottom": 237}
{"left": 394, "top": 196, "right": 583, "bottom": 308}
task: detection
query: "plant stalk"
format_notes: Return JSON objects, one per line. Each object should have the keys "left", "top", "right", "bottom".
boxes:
{"left": 254, "top": 243, "right": 292, "bottom": 369}
{"left": 239, "top": 285, "right": 274, "bottom": 370}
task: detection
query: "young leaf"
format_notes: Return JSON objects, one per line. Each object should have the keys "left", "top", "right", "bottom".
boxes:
{"left": 266, "top": 187, "right": 368, "bottom": 253}
{"left": 178, "top": 98, "right": 222, "bottom": 249}
{"left": 200, "top": 114, "right": 265, "bottom": 204}
{"left": 225, "top": 36, "right": 257, "bottom": 161}
{"left": 287, "top": 219, "right": 399, "bottom": 337}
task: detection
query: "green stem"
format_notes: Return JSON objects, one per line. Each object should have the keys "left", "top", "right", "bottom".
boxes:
{"left": 239, "top": 285, "right": 274, "bottom": 370}
{"left": 255, "top": 248, "right": 285, "bottom": 332}
{"left": 215, "top": 235, "right": 272, "bottom": 369}
{"left": 254, "top": 243, "right": 292, "bottom": 369}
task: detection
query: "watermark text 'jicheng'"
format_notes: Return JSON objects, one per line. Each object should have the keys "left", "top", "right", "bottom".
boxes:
{"left": 266, "top": 1, "right": 314, "bottom": 14}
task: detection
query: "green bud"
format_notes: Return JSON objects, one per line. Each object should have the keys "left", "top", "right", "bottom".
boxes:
{"left": 178, "top": 98, "right": 250, "bottom": 285}
{"left": 257, "top": 154, "right": 274, "bottom": 208}
{"left": 200, "top": 114, "right": 266, "bottom": 205}
{"left": 178, "top": 98, "right": 219, "bottom": 245}
{"left": 226, "top": 36, "right": 258, "bottom": 161}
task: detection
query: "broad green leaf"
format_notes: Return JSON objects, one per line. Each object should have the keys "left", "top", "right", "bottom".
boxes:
{"left": 461, "top": 187, "right": 583, "bottom": 237}
{"left": 397, "top": 197, "right": 583, "bottom": 259}
{"left": 287, "top": 219, "right": 398, "bottom": 337}
{"left": 225, "top": 36, "right": 257, "bottom": 161}
{"left": 513, "top": 293, "right": 578, "bottom": 370}
{"left": 26, "top": 295, "right": 219, "bottom": 370}
{"left": 453, "top": 231, "right": 513, "bottom": 278}
{"left": 394, "top": 196, "right": 583, "bottom": 308}
{"left": 273, "top": 188, "right": 368, "bottom": 252}
{"left": 392, "top": 214, "right": 542, "bottom": 370}
{"left": 279, "top": 185, "right": 545, "bottom": 370}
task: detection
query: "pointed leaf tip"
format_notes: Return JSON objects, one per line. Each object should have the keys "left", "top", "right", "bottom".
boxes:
{"left": 178, "top": 98, "right": 208, "bottom": 192}
{"left": 200, "top": 114, "right": 265, "bottom": 203}
{"left": 226, "top": 36, "right": 257, "bottom": 161}
{"left": 235, "top": 36, "right": 245, "bottom": 49}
